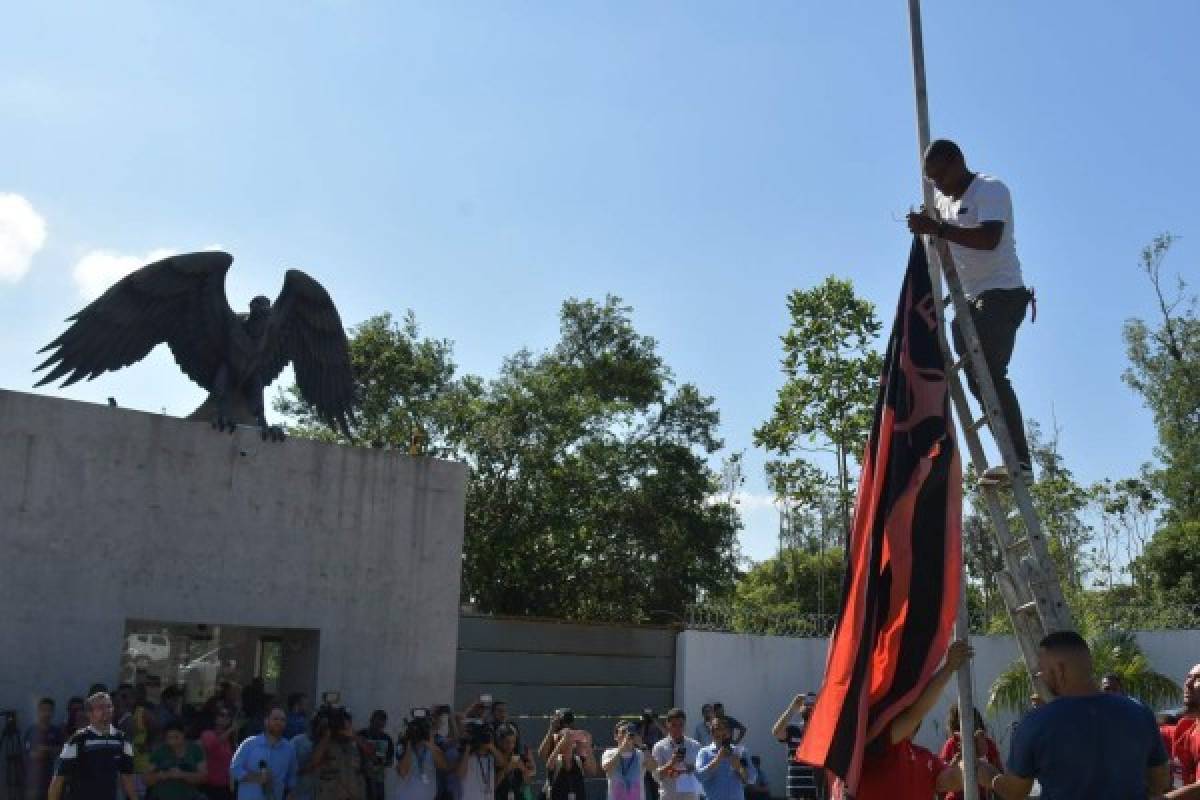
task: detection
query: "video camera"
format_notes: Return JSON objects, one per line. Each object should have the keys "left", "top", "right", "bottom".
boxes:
{"left": 464, "top": 718, "right": 494, "bottom": 749}
{"left": 405, "top": 709, "right": 432, "bottom": 743}
{"left": 313, "top": 691, "right": 348, "bottom": 737}
{"left": 553, "top": 708, "right": 575, "bottom": 729}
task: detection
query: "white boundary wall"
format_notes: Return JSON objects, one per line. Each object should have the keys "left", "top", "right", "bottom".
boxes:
{"left": 676, "top": 628, "right": 1200, "bottom": 794}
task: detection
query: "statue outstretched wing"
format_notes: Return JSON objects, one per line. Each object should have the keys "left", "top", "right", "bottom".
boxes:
{"left": 261, "top": 269, "right": 355, "bottom": 436}
{"left": 35, "top": 251, "right": 236, "bottom": 390}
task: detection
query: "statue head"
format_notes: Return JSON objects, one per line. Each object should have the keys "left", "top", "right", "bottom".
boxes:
{"left": 249, "top": 296, "right": 272, "bottom": 317}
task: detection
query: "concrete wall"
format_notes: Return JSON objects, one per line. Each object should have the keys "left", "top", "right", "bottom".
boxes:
{"left": 0, "top": 389, "right": 467, "bottom": 732}
{"left": 675, "top": 628, "right": 1200, "bottom": 796}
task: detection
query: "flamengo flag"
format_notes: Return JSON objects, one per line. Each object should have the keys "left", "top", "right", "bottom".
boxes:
{"left": 796, "top": 237, "right": 962, "bottom": 797}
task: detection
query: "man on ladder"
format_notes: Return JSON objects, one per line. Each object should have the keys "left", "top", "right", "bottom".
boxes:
{"left": 905, "top": 139, "right": 1035, "bottom": 485}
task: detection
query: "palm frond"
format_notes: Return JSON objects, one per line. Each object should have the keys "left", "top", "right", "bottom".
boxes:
{"left": 987, "top": 659, "right": 1032, "bottom": 715}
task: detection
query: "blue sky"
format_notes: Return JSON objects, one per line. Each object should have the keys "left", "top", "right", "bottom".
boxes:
{"left": 2, "top": 2, "right": 1196, "bottom": 563}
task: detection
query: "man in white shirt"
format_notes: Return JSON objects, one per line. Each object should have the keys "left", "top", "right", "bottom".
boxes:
{"left": 907, "top": 139, "right": 1034, "bottom": 484}
{"left": 652, "top": 709, "right": 702, "bottom": 800}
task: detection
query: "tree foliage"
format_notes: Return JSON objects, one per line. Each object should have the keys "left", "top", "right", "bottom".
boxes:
{"left": 988, "top": 629, "right": 1179, "bottom": 715}
{"left": 1123, "top": 233, "right": 1200, "bottom": 520}
{"left": 754, "top": 277, "right": 883, "bottom": 543}
{"left": 278, "top": 297, "right": 739, "bottom": 623}
{"left": 729, "top": 547, "right": 844, "bottom": 634}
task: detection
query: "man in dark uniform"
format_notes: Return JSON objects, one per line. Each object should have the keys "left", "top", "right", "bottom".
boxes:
{"left": 47, "top": 693, "right": 136, "bottom": 800}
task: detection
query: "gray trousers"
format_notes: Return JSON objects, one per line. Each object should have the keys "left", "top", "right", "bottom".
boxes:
{"left": 951, "top": 287, "right": 1032, "bottom": 466}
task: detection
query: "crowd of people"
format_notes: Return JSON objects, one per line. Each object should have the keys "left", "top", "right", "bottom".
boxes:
{"left": 9, "top": 683, "right": 785, "bottom": 800}
{"left": 12, "top": 643, "right": 1200, "bottom": 800}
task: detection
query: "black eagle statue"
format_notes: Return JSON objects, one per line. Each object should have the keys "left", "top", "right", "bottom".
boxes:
{"left": 35, "top": 251, "right": 355, "bottom": 440}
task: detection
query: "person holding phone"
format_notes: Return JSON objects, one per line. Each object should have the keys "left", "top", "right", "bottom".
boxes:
{"left": 359, "top": 712, "right": 395, "bottom": 800}
{"left": 603, "top": 722, "right": 658, "bottom": 800}
{"left": 770, "top": 694, "right": 822, "bottom": 800}
{"left": 545, "top": 719, "right": 598, "bottom": 800}
{"left": 145, "top": 722, "right": 208, "bottom": 800}
{"left": 492, "top": 725, "right": 533, "bottom": 800}
{"left": 696, "top": 718, "right": 755, "bottom": 800}
{"left": 651, "top": 709, "right": 701, "bottom": 800}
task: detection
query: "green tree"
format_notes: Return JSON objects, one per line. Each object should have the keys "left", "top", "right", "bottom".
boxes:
{"left": 453, "top": 297, "right": 739, "bottom": 620}
{"left": 730, "top": 547, "right": 844, "bottom": 635}
{"left": 1122, "top": 232, "right": 1200, "bottom": 519}
{"left": 988, "top": 629, "right": 1178, "bottom": 714}
{"left": 280, "top": 297, "right": 740, "bottom": 622}
{"left": 754, "top": 277, "right": 883, "bottom": 546}
{"left": 1123, "top": 232, "right": 1200, "bottom": 607}
{"left": 276, "top": 311, "right": 461, "bottom": 455}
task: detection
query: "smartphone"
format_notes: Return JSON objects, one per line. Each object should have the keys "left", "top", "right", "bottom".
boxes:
{"left": 412, "top": 708, "right": 428, "bottom": 719}
{"left": 322, "top": 691, "right": 341, "bottom": 705}
{"left": 480, "top": 694, "right": 493, "bottom": 705}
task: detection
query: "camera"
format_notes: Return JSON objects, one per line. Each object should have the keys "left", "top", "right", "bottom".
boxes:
{"left": 464, "top": 718, "right": 493, "bottom": 749}
{"left": 314, "top": 696, "right": 348, "bottom": 737}
{"left": 406, "top": 710, "right": 432, "bottom": 743}
{"left": 554, "top": 708, "right": 575, "bottom": 728}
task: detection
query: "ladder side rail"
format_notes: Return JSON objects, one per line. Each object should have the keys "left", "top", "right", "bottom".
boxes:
{"left": 928, "top": 238, "right": 1076, "bottom": 636}
{"left": 924, "top": 241, "right": 1045, "bottom": 682}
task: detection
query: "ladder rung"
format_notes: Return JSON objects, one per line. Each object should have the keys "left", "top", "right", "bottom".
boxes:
{"left": 1015, "top": 600, "right": 1039, "bottom": 615}
{"left": 966, "top": 415, "right": 990, "bottom": 434}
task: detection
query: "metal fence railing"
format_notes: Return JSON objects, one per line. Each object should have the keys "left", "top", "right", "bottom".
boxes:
{"left": 684, "top": 602, "right": 1200, "bottom": 638}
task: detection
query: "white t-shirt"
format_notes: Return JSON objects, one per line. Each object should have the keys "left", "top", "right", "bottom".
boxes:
{"left": 934, "top": 173, "right": 1024, "bottom": 298}
{"left": 651, "top": 736, "right": 702, "bottom": 799}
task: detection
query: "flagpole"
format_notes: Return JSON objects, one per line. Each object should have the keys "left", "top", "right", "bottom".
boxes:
{"left": 906, "top": 2, "right": 980, "bottom": 799}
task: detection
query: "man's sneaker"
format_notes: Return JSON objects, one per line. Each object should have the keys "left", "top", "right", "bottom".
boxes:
{"left": 978, "top": 464, "right": 1034, "bottom": 486}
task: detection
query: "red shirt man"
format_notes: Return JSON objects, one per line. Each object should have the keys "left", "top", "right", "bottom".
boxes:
{"left": 852, "top": 641, "right": 973, "bottom": 800}
{"left": 856, "top": 739, "right": 949, "bottom": 800}
{"left": 1176, "top": 664, "right": 1200, "bottom": 785}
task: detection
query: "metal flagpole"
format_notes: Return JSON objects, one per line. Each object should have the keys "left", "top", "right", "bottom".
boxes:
{"left": 906, "top": 1, "right": 980, "bottom": 798}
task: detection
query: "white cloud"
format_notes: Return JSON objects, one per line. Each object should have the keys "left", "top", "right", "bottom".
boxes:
{"left": 73, "top": 247, "right": 176, "bottom": 300}
{"left": 0, "top": 193, "right": 47, "bottom": 283}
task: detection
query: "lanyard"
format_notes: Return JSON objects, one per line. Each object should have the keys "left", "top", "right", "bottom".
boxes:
{"left": 476, "top": 755, "right": 492, "bottom": 787}
{"left": 619, "top": 752, "right": 637, "bottom": 790}
{"left": 412, "top": 745, "right": 428, "bottom": 777}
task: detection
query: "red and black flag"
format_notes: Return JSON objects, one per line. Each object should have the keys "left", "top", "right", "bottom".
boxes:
{"left": 796, "top": 237, "right": 962, "bottom": 796}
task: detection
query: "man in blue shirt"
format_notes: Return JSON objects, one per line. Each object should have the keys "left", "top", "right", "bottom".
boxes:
{"left": 231, "top": 707, "right": 299, "bottom": 800}
{"left": 696, "top": 718, "right": 756, "bottom": 800}
{"left": 973, "top": 631, "right": 1169, "bottom": 800}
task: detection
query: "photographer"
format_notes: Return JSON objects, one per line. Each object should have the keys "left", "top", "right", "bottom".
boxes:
{"left": 492, "top": 725, "right": 532, "bottom": 800}
{"left": 310, "top": 708, "right": 365, "bottom": 800}
{"left": 602, "top": 721, "right": 658, "bottom": 800}
{"left": 456, "top": 719, "right": 502, "bottom": 800}
{"left": 696, "top": 718, "right": 755, "bottom": 800}
{"left": 770, "top": 694, "right": 822, "bottom": 800}
{"left": 430, "top": 706, "right": 461, "bottom": 800}
{"left": 650, "top": 709, "right": 700, "bottom": 800}
{"left": 544, "top": 714, "right": 598, "bottom": 800}
{"left": 358, "top": 712, "right": 394, "bottom": 800}
{"left": 395, "top": 711, "right": 447, "bottom": 800}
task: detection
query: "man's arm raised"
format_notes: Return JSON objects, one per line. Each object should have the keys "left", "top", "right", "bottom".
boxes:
{"left": 888, "top": 641, "right": 973, "bottom": 745}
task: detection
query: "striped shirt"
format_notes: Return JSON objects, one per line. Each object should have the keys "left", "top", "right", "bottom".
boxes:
{"left": 54, "top": 725, "right": 134, "bottom": 800}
